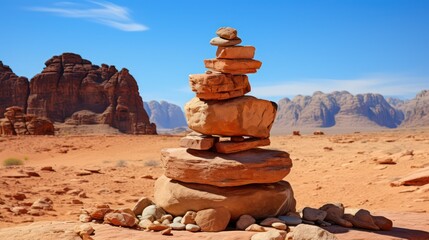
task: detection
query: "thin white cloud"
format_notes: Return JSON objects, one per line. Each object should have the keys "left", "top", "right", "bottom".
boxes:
{"left": 252, "top": 74, "right": 428, "bottom": 100}
{"left": 29, "top": 1, "right": 148, "bottom": 32}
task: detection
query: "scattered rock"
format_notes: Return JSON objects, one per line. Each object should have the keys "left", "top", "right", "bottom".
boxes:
{"left": 12, "top": 192, "right": 26, "bottom": 201}
{"left": 319, "top": 203, "right": 352, "bottom": 228}
{"left": 373, "top": 215, "right": 393, "bottom": 231}
{"left": 161, "top": 227, "right": 172, "bottom": 235}
{"left": 181, "top": 211, "right": 197, "bottom": 225}
{"left": 169, "top": 222, "right": 186, "bottom": 230}
{"left": 147, "top": 223, "right": 169, "bottom": 231}
{"left": 278, "top": 215, "right": 302, "bottom": 226}
{"left": 185, "top": 224, "right": 201, "bottom": 232}
{"left": 251, "top": 230, "right": 286, "bottom": 240}
{"left": 86, "top": 204, "right": 112, "bottom": 220}
{"left": 302, "top": 207, "right": 327, "bottom": 221}
{"left": 11, "top": 206, "right": 27, "bottom": 215}
{"left": 271, "top": 222, "right": 287, "bottom": 230}
{"left": 31, "top": 197, "right": 53, "bottom": 210}
{"left": 41, "top": 166, "right": 55, "bottom": 172}
{"left": 73, "top": 224, "right": 94, "bottom": 236}
{"left": 132, "top": 197, "right": 153, "bottom": 216}
{"left": 260, "top": 217, "right": 284, "bottom": 226}
{"left": 343, "top": 209, "right": 380, "bottom": 230}
{"left": 195, "top": 207, "right": 231, "bottom": 232}
{"left": 141, "top": 205, "right": 166, "bottom": 221}
{"left": 288, "top": 224, "right": 338, "bottom": 240}
{"left": 138, "top": 219, "right": 152, "bottom": 229}
{"left": 79, "top": 214, "right": 92, "bottom": 222}
{"left": 245, "top": 224, "right": 266, "bottom": 232}
{"left": 377, "top": 158, "right": 396, "bottom": 165}
{"left": 104, "top": 210, "right": 138, "bottom": 228}
{"left": 236, "top": 214, "right": 256, "bottom": 230}
{"left": 390, "top": 166, "right": 429, "bottom": 186}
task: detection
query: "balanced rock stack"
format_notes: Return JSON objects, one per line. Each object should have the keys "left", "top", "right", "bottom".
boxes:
{"left": 154, "top": 27, "right": 296, "bottom": 232}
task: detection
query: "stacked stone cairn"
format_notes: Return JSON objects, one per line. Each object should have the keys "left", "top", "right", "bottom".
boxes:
{"left": 152, "top": 27, "right": 297, "bottom": 232}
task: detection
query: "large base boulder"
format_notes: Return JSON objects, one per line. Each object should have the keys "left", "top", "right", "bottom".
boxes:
{"left": 161, "top": 148, "right": 292, "bottom": 187}
{"left": 154, "top": 175, "right": 296, "bottom": 220}
{"left": 185, "top": 96, "right": 277, "bottom": 138}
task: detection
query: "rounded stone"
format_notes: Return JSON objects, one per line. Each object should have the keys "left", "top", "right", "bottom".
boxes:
{"left": 186, "top": 224, "right": 201, "bottom": 232}
{"left": 154, "top": 175, "right": 296, "bottom": 220}
{"left": 210, "top": 37, "right": 242, "bottom": 47}
{"left": 169, "top": 222, "right": 186, "bottom": 230}
{"left": 278, "top": 215, "right": 302, "bottom": 226}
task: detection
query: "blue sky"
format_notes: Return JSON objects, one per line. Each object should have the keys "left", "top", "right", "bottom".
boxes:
{"left": 1, "top": 0, "right": 428, "bottom": 107}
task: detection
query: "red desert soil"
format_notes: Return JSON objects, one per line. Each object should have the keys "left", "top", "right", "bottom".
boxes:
{"left": 0, "top": 128, "right": 428, "bottom": 239}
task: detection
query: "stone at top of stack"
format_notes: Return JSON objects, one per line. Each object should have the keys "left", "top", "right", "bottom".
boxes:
{"left": 184, "top": 27, "right": 275, "bottom": 154}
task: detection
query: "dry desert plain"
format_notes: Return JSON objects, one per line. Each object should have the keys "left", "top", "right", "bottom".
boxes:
{"left": 0, "top": 127, "right": 428, "bottom": 239}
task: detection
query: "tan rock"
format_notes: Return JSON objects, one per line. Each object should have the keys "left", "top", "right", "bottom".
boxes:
{"left": 154, "top": 175, "right": 296, "bottom": 220}
{"left": 251, "top": 230, "right": 286, "bottom": 240}
{"left": 236, "top": 214, "right": 256, "bottom": 230}
{"left": 390, "top": 166, "right": 429, "bottom": 186}
{"left": 204, "top": 58, "right": 262, "bottom": 74}
{"left": 104, "top": 211, "right": 138, "bottom": 227}
{"left": 215, "top": 138, "right": 270, "bottom": 154}
{"left": 179, "top": 135, "right": 219, "bottom": 150}
{"left": 185, "top": 96, "right": 277, "bottom": 138}
{"left": 288, "top": 224, "right": 338, "bottom": 240}
{"left": 161, "top": 148, "right": 292, "bottom": 187}
{"left": 195, "top": 207, "right": 231, "bottom": 232}
{"left": 189, "top": 73, "right": 250, "bottom": 100}
{"left": 31, "top": 197, "right": 53, "bottom": 210}
{"left": 319, "top": 203, "right": 352, "bottom": 228}
{"left": 147, "top": 223, "right": 169, "bottom": 231}
{"left": 271, "top": 222, "right": 287, "bottom": 230}
{"left": 73, "top": 224, "right": 94, "bottom": 236}
{"left": 245, "top": 224, "right": 266, "bottom": 232}
{"left": 216, "top": 27, "right": 238, "bottom": 40}
{"left": 216, "top": 46, "right": 256, "bottom": 59}
{"left": 138, "top": 219, "right": 153, "bottom": 229}
{"left": 131, "top": 197, "right": 153, "bottom": 216}
{"left": 181, "top": 211, "right": 197, "bottom": 225}
{"left": 210, "top": 37, "right": 241, "bottom": 47}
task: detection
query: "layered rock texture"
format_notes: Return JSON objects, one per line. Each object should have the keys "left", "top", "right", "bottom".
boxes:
{"left": 0, "top": 53, "right": 156, "bottom": 135}
{"left": 0, "top": 61, "right": 29, "bottom": 118}
{"left": 392, "top": 90, "right": 429, "bottom": 127}
{"left": 153, "top": 27, "right": 296, "bottom": 232}
{"left": 144, "top": 100, "right": 186, "bottom": 129}
{"left": 275, "top": 91, "right": 405, "bottom": 129}
{"left": 0, "top": 106, "right": 54, "bottom": 135}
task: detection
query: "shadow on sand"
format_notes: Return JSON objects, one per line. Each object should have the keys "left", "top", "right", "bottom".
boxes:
{"left": 325, "top": 225, "right": 429, "bottom": 240}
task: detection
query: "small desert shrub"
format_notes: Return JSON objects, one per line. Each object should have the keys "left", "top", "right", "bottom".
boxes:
{"left": 144, "top": 160, "right": 159, "bottom": 167}
{"left": 116, "top": 160, "right": 128, "bottom": 167}
{"left": 3, "top": 158, "right": 24, "bottom": 166}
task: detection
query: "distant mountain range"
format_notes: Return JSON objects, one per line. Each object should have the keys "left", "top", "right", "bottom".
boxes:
{"left": 144, "top": 100, "right": 187, "bottom": 129}
{"left": 274, "top": 90, "right": 428, "bottom": 130}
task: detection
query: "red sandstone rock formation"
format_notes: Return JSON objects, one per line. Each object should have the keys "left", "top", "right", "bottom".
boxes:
{"left": 26, "top": 53, "right": 156, "bottom": 134}
{"left": 0, "top": 106, "right": 54, "bottom": 136}
{"left": 0, "top": 61, "right": 29, "bottom": 117}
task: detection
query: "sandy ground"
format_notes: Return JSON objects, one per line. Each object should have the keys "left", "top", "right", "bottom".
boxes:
{"left": 0, "top": 128, "right": 428, "bottom": 238}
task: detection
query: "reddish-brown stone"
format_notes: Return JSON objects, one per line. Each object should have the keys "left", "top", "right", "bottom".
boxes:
{"left": 27, "top": 53, "right": 156, "bottom": 134}
{"left": 0, "top": 106, "right": 54, "bottom": 136}
{"left": 0, "top": 61, "right": 29, "bottom": 118}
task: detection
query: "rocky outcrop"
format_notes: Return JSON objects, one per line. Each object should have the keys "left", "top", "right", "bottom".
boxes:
{"left": 26, "top": 53, "right": 156, "bottom": 134}
{"left": 275, "top": 91, "right": 404, "bottom": 129}
{"left": 0, "top": 106, "right": 54, "bottom": 136}
{"left": 143, "top": 100, "right": 186, "bottom": 129}
{"left": 0, "top": 61, "right": 29, "bottom": 118}
{"left": 397, "top": 90, "right": 429, "bottom": 127}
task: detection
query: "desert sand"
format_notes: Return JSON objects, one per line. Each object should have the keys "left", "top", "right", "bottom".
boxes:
{"left": 0, "top": 128, "right": 428, "bottom": 239}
